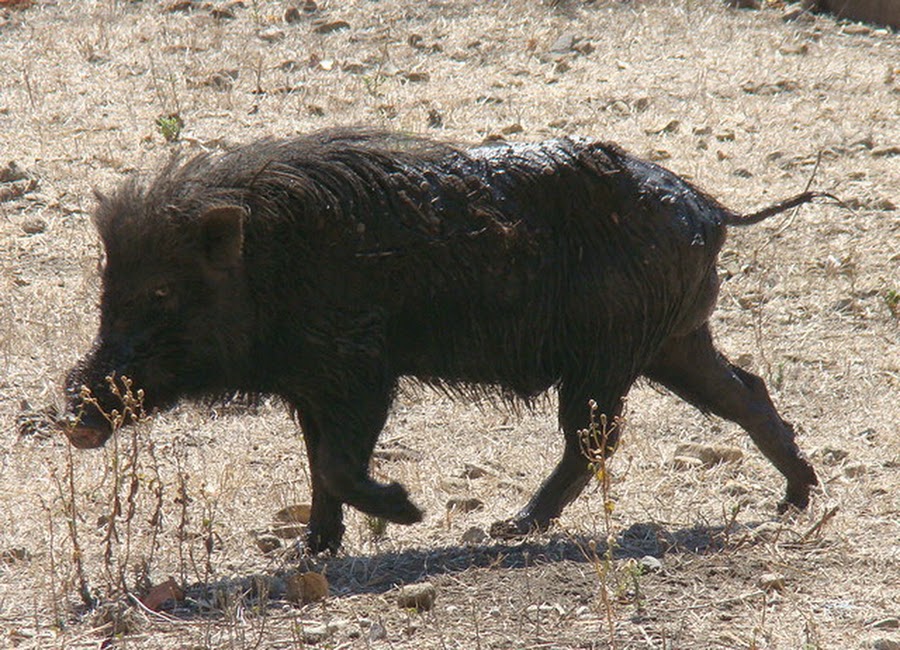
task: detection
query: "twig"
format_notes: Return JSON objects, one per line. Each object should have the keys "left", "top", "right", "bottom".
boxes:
{"left": 799, "top": 505, "right": 839, "bottom": 542}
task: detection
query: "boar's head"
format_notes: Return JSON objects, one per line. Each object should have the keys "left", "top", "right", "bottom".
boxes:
{"left": 65, "top": 176, "right": 253, "bottom": 448}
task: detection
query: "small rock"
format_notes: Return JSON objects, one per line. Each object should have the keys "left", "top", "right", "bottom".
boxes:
{"left": 645, "top": 119, "right": 681, "bottom": 136}
{"left": 446, "top": 497, "right": 484, "bottom": 513}
{"left": 783, "top": 6, "right": 814, "bottom": 22}
{"left": 724, "top": 480, "right": 750, "bottom": 496}
{"left": 312, "top": 20, "right": 350, "bottom": 34}
{"left": 368, "top": 621, "right": 387, "bottom": 641}
{"left": 0, "top": 178, "right": 38, "bottom": 202}
{"left": 397, "top": 582, "right": 436, "bottom": 611}
{"left": 276, "top": 504, "right": 312, "bottom": 524}
{"left": 819, "top": 446, "right": 850, "bottom": 464}
{"left": 758, "top": 572, "right": 786, "bottom": 593}
{"left": 779, "top": 43, "right": 809, "bottom": 55}
{"left": 461, "top": 462, "right": 492, "bottom": 479}
{"left": 647, "top": 149, "right": 671, "bottom": 162}
{"left": 165, "top": 0, "right": 196, "bottom": 13}
{"left": 871, "top": 145, "right": 900, "bottom": 158}
{"left": 843, "top": 463, "right": 867, "bottom": 478}
{"left": 402, "top": 71, "right": 430, "bottom": 83}
{"left": 301, "top": 624, "right": 330, "bottom": 644}
{"left": 210, "top": 7, "right": 235, "bottom": 19}
{"left": 873, "top": 639, "right": 900, "bottom": 650}
{"left": 842, "top": 23, "right": 871, "bottom": 35}
{"left": 440, "top": 477, "right": 469, "bottom": 493}
{"left": 373, "top": 442, "right": 423, "bottom": 462}
{"left": 871, "top": 618, "right": 900, "bottom": 630}
{"left": 501, "top": 123, "right": 524, "bottom": 135}
{"left": 549, "top": 32, "right": 577, "bottom": 54}
{"left": 258, "top": 27, "right": 285, "bottom": 43}
{"left": 427, "top": 109, "right": 443, "bottom": 128}
{"left": 255, "top": 534, "right": 282, "bottom": 554}
{"left": 0, "top": 161, "right": 30, "bottom": 183}
{"left": 638, "top": 555, "right": 663, "bottom": 573}
{"left": 1, "top": 547, "right": 31, "bottom": 564}
{"left": 285, "top": 572, "right": 329, "bottom": 605}
{"left": 461, "top": 526, "right": 487, "bottom": 544}
{"left": 672, "top": 455, "right": 705, "bottom": 470}
{"left": 674, "top": 442, "right": 743, "bottom": 467}
{"left": 284, "top": 6, "right": 302, "bottom": 23}
{"left": 342, "top": 61, "right": 368, "bottom": 74}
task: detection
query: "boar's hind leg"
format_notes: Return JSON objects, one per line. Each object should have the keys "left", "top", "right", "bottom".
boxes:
{"left": 490, "top": 377, "right": 628, "bottom": 539}
{"left": 300, "top": 390, "right": 423, "bottom": 553}
{"left": 645, "top": 323, "right": 818, "bottom": 511}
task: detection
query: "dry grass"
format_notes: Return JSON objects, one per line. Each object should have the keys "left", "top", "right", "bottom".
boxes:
{"left": 1, "top": 0, "right": 898, "bottom": 648}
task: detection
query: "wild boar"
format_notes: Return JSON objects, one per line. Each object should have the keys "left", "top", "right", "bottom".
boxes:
{"left": 65, "top": 128, "right": 822, "bottom": 553}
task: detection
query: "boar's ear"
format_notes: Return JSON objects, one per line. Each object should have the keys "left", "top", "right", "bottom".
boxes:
{"left": 199, "top": 205, "right": 245, "bottom": 269}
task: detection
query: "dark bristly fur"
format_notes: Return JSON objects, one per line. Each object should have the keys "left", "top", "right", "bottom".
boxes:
{"left": 65, "top": 128, "right": 820, "bottom": 553}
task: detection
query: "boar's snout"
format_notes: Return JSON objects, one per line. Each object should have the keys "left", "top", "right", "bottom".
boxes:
{"left": 60, "top": 401, "right": 114, "bottom": 449}
{"left": 63, "top": 359, "right": 119, "bottom": 449}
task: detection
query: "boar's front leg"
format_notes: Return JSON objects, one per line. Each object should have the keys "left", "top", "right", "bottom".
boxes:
{"left": 294, "top": 376, "right": 423, "bottom": 554}
{"left": 645, "top": 323, "right": 818, "bottom": 511}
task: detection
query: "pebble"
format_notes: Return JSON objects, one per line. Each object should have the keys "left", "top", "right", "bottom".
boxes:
{"left": 674, "top": 442, "right": 743, "bottom": 467}
{"left": 1, "top": 547, "right": 31, "bottom": 563}
{"left": 286, "top": 572, "right": 329, "bottom": 605}
{"left": 871, "top": 146, "right": 900, "bottom": 158}
{"left": 872, "top": 639, "right": 900, "bottom": 650}
{"left": 758, "top": 572, "right": 786, "bottom": 593}
{"left": 255, "top": 534, "right": 282, "bottom": 554}
{"left": 446, "top": 497, "right": 484, "bottom": 513}
{"left": 844, "top": 463, "right": 868, "bottom": 478}
{"left": 21, "top": 218, "right": 46, "bottom": 235}
{"left": 819, "top": 446, "right": 850, "bottom": 464}
{"left": 872, "top": 618, "right": 900, "bottom": 630}
{"left": 368, "top": 621, "right": 387, "bottom": 641}
{"left": 0, "top": 161, "right": 30, "bottom": 183}
{"left": 397, "top": 582, "right": 436, "bottom": 611}
{"left": 312, "top": 20, "right": 350, "bottom": 34}
{"left": 549, "top": 32, "right": 577, "bottom": 54}
{"left": 639, "top": 555, "right": 663, "bottom": 573}
{"left": 724, "top": 480, "right": 750, "bottom": 496}
{"left": 461, "top": 526, "right": 487, "bottom": 545}
{"left": 275, "top": 503, "right": 312, "bottom": 524}
{"left": 783, "top": 6, "right": 815, "bottom": 22}
{"left": 301, "top": 624, "right": 330, "bottom": 644}
{"left": 258, "top": 27, "right": 285, "bottom": 43}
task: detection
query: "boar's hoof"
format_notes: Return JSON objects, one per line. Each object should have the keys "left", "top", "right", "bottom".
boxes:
{"left": 304, "top": 524, "right": 345, "bottom": 556}
{"left": 380, "top": 482, "right": 425, "bottom": 525}
{"left": 63, "top": 425, "right": 112, "bottom": 449}
{"left": 777, "top": 483, "right": 812, "bottom": 514}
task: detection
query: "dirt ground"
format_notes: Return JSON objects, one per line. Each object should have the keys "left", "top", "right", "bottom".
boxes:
{"left": 0, "top": 0, "right": 898, "bottom": 648}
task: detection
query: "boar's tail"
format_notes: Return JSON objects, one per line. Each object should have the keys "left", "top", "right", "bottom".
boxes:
{"left": 723, "top": 191, "right": 842, "bottom": 226}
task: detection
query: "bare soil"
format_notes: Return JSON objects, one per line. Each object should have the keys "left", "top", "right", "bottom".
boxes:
{"left": 1, "top": 1, "right": 898, "bottom": 649}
